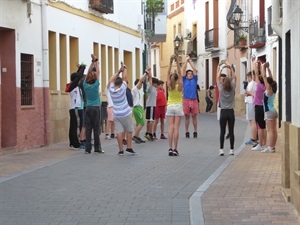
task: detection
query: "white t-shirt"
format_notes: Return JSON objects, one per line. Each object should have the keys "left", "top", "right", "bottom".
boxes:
{"left": 69, "top": 87, "right": 82, "bottom": 109}
{"left": 245, "top": 80, "right": 256, "bottom": 104}
{"left": 105, "top": 88, "right": 113, "bottom": 107}
{"left": 132, "top": 86, "right": 144, "bottom": 107}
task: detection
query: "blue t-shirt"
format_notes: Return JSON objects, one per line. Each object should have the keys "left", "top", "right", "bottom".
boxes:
{"left": 83, "top": 79, "right": 101, "bottom": 106}
{"left": 126, "top": 87, "right": 133, "bottom": 107}
{"left": 263, "top": 92, "right": 275, "bottom": 112}
{"left": 183, "top": 75, "right": 198, "bottom": 99}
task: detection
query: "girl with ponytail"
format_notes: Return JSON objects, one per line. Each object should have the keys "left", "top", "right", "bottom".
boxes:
{"left": 166, "top": 55, "right": 183, "bottom": 156}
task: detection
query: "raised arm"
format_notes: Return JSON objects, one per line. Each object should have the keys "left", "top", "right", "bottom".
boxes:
{"left": 266, "top": 62, "right": 273, "bottom": 79}
{"left": 262, "top": 62, "right": 273, "bottom": 96}
{"left": 69, "top": 63, "right": 86, "bottom": 92}
{"left": 109, "top": 63, "right": 124, "bottom": 85}
{"left": 122, "top": 63, "right": 128, "bottom": 82}
{"left": 167, "top": 56, "right": 174, "bottom": 90}
{"left": 216, "top": 63, "right": 222, "bottom": 83}
{"left": 182, "top": 55, "right": 188, "bottom": 77}
{"left": 188, "top": 57, "right": 197, "bottom": 75}
{"left": 253, "top": 60, "right": 260, "bottom": 83}
{"left": 89, "top": 54, "right": 100, "bottom": 78}
{"left": 136, "top": 72, "right": 147, "bottom": 90}
{"left": 174, "top": 55, "right": 183, "bottom": 92}
{"left": 146, "top": 65, "right": 152, "bottom": 85}
{"left": 227, "top": 63, "right": 236, "bottom": 83}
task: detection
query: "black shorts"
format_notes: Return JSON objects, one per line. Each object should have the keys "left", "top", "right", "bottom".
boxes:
{"left": 101, "top": 101, "right": 108, "bottom": 122}
{"left": 255, "top": 105, "right": 266, "bottom": 129}
{"left": 145, "top": 106, "right": 155, "bottom": 121}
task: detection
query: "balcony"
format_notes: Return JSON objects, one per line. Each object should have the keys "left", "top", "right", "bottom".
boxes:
{"left": 205, "top": 28, "right": 220, "bottom": 52}
{"left": 89, "top": 0, "right": 114, "bottom": 14}
{"left": 249, "top": 18, "right": 266, "bottom": 49}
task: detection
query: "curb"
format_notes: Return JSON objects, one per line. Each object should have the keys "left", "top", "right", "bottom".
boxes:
{"left": 189, "top": 122, "right": 250, "bottom": 225}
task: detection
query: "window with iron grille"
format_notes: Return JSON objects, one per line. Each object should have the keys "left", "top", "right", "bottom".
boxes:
{"left": 21, "top": 53, "right": 33, "bottom": 106}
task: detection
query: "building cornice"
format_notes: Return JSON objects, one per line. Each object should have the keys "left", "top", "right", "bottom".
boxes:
{"left": 167, "top": 6, "right": 184, "bottom": 19}
{"left": 47, "top": 1, "right": 141, "bottom": 38}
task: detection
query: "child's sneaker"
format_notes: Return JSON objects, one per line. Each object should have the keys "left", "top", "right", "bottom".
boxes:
{"left": 172, "top": 149, "right": 179, "bottom": 156}
{"left": 193, "top": 132, "right": 198, "bottom": 138}
{"left": 144, "top": 133, "right": 151, "bottom": 141}
{"left": 168, "top": 148, "right": 173, "bottom": 156}
{"left": 160, "top": 134, "right": 167, "bottom": 139}
{"left": 219, "top": 149, "right": 224, "bottom": 156}
{"left": 126, "top": 148, "right": 137, "bottom": 155}
{"left": 105, "top": 134, "right": 111, "bottom": 140}
{"left": 261, "top": 146, "right": 275, "bottom": 153}
{"left": 79, "top": 141, "right": 86, "bottom": 150}
{"left": 153, "top": 133, "right": 157, "bottom": 140}
{"left": 252, "top": 144, "right": 264, "bottom": 151}
{"left": 185, "top": 132, "right": 190, "bottom": 138}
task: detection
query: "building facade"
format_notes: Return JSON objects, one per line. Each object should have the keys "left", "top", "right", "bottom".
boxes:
{"left": 278, "top": 0, "right": 300, "bottom": 215}
{"left": 0, "top": 0, "right": 144, "bottom": 153}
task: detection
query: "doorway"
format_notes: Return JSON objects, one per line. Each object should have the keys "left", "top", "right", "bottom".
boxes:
{"left": 0, "top": 28, "right": 17, "bottom": 149}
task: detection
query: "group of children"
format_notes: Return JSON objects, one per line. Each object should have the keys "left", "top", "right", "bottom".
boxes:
{"left": 68, "top": 53, "right": 200, "bottom": 156}
{"left": 244, "top": 56, "right": 278, "bottom": 153}
{"left": 102, "top": 66, "right": 168, "bottom": 145}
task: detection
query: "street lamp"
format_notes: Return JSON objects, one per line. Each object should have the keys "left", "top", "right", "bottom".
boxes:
{"left": 232, "top": 5, "right": 243, "bottom": 24}
{"left": 173, "top": 35, "right": 183, "bottom": 55}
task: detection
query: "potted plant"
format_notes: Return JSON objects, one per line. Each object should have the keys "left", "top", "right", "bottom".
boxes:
{"left": 237, "top": 33, "right": 247, "bottom": 46}
{"left": 189, "top": 50, "right": 197, "bottom": 59}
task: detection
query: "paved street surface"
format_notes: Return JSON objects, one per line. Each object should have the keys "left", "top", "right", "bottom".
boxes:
{"left": 0, "top": 113, "right": 299, "bottom": 225}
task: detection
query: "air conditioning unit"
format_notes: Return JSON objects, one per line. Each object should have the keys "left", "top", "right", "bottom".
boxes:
{"left": 184, "top": 29, "right": 192, "bottom": 40}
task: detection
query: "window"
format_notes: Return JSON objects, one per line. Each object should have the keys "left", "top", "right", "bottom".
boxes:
{"left": 21, "top": 53, "right": 33, "bottom": 106}
{"left": 267, "top": 6, "right": 273, "bottom": 36}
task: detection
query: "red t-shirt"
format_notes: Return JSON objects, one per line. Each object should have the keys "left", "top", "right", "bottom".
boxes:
{"left": 156, "top": 89, "right": 167, "bottom": 107}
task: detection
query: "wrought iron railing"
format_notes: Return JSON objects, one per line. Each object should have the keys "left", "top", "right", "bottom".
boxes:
{"left": 249, "top": 18, "right": 266, "bottom": 45}
{"left": 205, "top": 28, "right": 218, "bottom": 50}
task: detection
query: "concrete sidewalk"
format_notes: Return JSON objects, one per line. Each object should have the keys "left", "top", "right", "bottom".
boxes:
{"left": 200, "top": 139, "right": 300, "bottom": 225}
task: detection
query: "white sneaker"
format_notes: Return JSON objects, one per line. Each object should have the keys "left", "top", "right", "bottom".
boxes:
{"left": 219, "top": 149, "right": 224, "bottom": 156}
{"left": 105, "top": 134, "right": 111, "bottom": 140}
{"left": 252, "top": 144, "right": 264, "bottom": 151}
{"left": 229, "top": 149, "right": 234, "bottom": 155}
{"left": 261, "top": 146, "right": 275, "bottom": 153}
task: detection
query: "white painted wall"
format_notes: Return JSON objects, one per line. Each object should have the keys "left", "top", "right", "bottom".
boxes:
{"left": 0, "top": 0, "right": 144, "bottom": 90}
{"left": 0, "top": 0, "right": 44, "bottom": 88}
{"left": 60, "top": 0, "right": 143, "bottom": 31}
{"left": 47, "top": 5, "right": 143, "bottom": 91}
{"left": 282, "top": 0, "right": 300, "bottom": 126}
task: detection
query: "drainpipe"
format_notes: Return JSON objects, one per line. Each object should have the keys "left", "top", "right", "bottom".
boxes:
{"left": 271, "top": 0, "right": 282, "bottom": 37}
{"left": 41, "top": 0, "right": 50, "bottom": 145}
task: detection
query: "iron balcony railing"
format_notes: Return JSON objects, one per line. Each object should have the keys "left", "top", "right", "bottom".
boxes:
{"left": 249, "top": 18, "right": 266, "bottom": 46}
{"left": 205, "top": 28, "right": 219, "bottom": 50}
